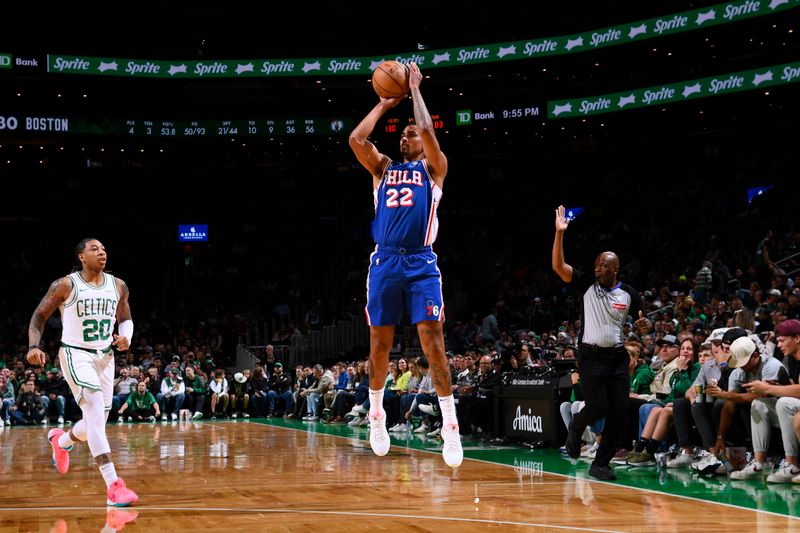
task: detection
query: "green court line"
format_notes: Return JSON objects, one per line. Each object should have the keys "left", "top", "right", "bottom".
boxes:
{"left": 248, "top": 417, "right": 800, "bottom": 519}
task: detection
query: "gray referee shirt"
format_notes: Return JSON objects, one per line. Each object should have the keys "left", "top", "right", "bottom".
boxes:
{"left": 571, "top": 268, "right": 643, "bottom": 348}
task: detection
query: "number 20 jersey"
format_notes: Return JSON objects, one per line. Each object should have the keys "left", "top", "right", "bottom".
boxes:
{"left": 372, "top": 159, "right": 442, "bottom": 248}
{"left": 60, "top": 272, "right": 119, "bottom": 350}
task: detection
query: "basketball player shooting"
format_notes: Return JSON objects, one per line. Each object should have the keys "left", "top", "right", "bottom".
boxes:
{"left": 26, "top": 238, "right": 139, "bottom": 506}
{"left": 349, "top": 62, "right": 463, "bottom": 468}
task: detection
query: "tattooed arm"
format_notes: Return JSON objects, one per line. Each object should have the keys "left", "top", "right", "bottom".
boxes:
{"left": 113, "top": 277, "right": 133, "bottom": 352}
{"left": 408, "top": 62, "right": 447, "bottom": 188}
{"left": 27, "top": 277, "right": 73, "bottom": 366}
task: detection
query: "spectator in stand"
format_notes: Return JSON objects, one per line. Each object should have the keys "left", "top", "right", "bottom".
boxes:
{"left": 448, "top": 354, "right": 461, "bottom": 382}
{"left": 406, "top": 357, "right": 437, "bottom": 434}
{"left": 692, "top": 261, "right": 713, "bottom": 304}
{"left": 263, "top": 346, "right": 276, "bottom": 376}
{"left": 326, "top": 361, "right": 352, "bottom": 411}
{"left": 151, "top": 356, "right": 164, "bottom": 376}
{"left": 144, "top": 367, "right": 161, "bottom": 398}
{"left": 111, "top": 366, "right": 138, "bottom": 422}
{"left": 158, "top": 368, "right": 185, "bottom": 421}
{"left": 738, "top": 319, "right": 800, "bottom": 483}
{"left": 11, "top": 380, "right": 44, "bottom": 425}
{"left": 301, "top": 364, "right": 334, "bottom": 421}
{"left": 40, "top": 368, "right": 70, "bottom": 425}
{"left": 327, "top": 365, "right": 359, "bottom": 423}
{"left": 167, "top": 355, "right": 183, "bottom": 378}
{"left": 268, "top": 363, "right": 294, "bottom": 417}
{"left": 561, "top": 346, "right": 577, "bottom": 360}
{"left": 287, "top": 366, "right": 315, "bottom": 419}
{"left": 707, "top": 335, "right": 790, "bottom": 480}
{"left": 755, "top": 230, "right": 776, "bottom": 288}
{"left": 478, "top": 306, "right": 501, "bottom": 345}
{"left": 118, "top": 381, "right": 160, "bottom": 422}
{"left": 454, "top": 354, "right": 492, "bottom": 434}
{"left": 229, "top": 370, "right": 251, "bottom": 418}
{"left": 183, "top": 365, "right": 206, "bottom": 420}
{"left": 250, "top": 366, "right": 269, "bottom": 417}
{"left": 347, "top": 362, "right": 372, "bottom": 426}
{"left": 625, "top": 339, "right": 701, "bottom": 466}
{"left": 1, "top": 369, "right": 15, "bottom": 427}
{"left": 209, "top": 369, "right": 229, "bottom": 420}
{"left": 665, "top": 340, "right": 720, "bottom": 469}
{"left": 466, "top": 355, "right": 501, "bottom": 439}
{"left": 516, "top": 344, "right": 535, "bottom": 368}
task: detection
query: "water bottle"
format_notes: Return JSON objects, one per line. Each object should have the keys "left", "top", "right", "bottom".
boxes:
{"left": 405, "top": 420, "right": 412, "bottom": 433}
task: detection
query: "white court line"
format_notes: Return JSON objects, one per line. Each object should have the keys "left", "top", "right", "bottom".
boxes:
{"left": 0, "top": 506, "right": 625, "bottom": 532}
{"left": 245, "top": 420, "right": 800, "bottom": 522}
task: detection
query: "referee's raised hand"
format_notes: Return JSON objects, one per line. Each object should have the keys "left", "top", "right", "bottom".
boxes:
{"left": 555, "top": 205, "right": 570, "bottom": 233}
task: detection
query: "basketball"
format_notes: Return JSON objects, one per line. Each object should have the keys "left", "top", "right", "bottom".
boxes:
{"left": 372, "top": 61, "right": 409, "bottom": 98}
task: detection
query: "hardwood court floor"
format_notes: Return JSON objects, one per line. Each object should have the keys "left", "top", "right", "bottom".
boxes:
{"left": 0, "top": 419, "right": 799, "bottom": 532}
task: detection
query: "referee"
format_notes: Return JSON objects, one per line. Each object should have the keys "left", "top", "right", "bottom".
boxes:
{"left": 552, "top": 205, "right": 652, "bottom": 480}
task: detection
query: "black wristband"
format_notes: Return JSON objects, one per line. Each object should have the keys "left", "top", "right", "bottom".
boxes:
{"left": 28, "top": 345, "right": 40, "bottom": 351}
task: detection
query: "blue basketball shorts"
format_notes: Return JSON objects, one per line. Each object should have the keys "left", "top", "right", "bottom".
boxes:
{"left": 365, "top": 245, "right": 445, "bottom": 326}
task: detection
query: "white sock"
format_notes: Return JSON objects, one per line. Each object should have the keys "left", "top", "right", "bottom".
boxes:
{"left": 99, "top": 462, "right": 119, "bottom": 488}
{"left": 58, "top": 432, "right": 75, "bottom": 450}
{"left": 437, "top": 395, "right": 458, "bottom": 426}
{"left": 368, "top": 389, "right": 384, "bottom": 417}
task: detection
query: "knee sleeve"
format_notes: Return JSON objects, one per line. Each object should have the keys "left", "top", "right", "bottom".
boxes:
{"left": 72, "top": 418, "right": 88, "bottom": 442}
{"left": 81, "top": 389, "right": 111, "bottom": 457}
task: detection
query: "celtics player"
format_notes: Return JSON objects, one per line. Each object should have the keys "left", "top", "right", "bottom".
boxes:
{"left": 26, "top": 238, "right": 139, "bottom": 507}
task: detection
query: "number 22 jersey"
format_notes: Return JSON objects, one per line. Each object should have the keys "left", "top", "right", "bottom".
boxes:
{"left": 372, "top": 159, "right": 442, "bottom": 248}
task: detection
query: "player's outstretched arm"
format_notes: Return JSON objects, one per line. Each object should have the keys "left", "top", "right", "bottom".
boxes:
{"left": 408, "top": 62, "right": 447, "bottom": 187}
{"left": 552, "top": 205, "right": 573, "bottom": 283}
{"left": 350, "top": 97, "right": 404, "bottom": 185}
{"left": 27, "top": 277, "right": 72, "bottom": 366}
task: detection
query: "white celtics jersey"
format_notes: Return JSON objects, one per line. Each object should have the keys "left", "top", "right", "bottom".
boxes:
{"left": 60, "top": 272, "right": 119, "bottom": 350}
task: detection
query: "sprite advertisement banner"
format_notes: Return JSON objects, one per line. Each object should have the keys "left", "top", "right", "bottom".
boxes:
{"left": 547, "top": 62, "right": 800, "bottom": 119}
{"left": 45, "top": 0, "right": 798, "bottom": 79}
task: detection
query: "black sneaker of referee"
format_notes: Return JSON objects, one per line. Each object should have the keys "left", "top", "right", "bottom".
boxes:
{"left": 565, "top": 421, "right": 582, "bottom": 459}
{"left": 589, "top": 464, "right": 617, "bottom": 481}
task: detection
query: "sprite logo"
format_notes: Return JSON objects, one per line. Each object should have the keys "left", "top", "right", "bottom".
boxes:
{"left": 456, "top": 110, "right": 472, "bottom": 126}
{"left": 0, "top": 54, "right": 11, "bottom": 69}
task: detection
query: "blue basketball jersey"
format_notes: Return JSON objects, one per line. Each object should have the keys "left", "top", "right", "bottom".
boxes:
{"left": 372, "top": 159, "right": 442, "bottom": 248}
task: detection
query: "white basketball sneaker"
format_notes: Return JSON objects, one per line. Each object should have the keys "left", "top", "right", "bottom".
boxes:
{"left": 441, "top": 423, "right": 463, "bottom": 468}
{"left": 368, "top": 410, "right": 390, "bottom": 456}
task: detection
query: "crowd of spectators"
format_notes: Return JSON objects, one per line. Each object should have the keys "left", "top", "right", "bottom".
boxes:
{"left": 2, "top": 180, "right": 800, "bottom": 499}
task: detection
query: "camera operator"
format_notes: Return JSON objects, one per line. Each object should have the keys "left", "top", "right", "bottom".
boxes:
{"left": 467, "top": 355, "right": 502, "bottom": 440}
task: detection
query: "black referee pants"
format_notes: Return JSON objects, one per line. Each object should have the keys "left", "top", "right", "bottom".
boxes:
{"left": 572, "top": 345, "right": 629, "bottom": 468}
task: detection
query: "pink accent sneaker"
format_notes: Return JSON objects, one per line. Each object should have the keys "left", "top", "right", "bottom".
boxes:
{"left": 106, "top": 478, "right": 139, "bottom": 507}
{"left": 105, "top": 508, "right": 139, "bottom": 529}
{"left": 47, "top": 428, "right": 71, "bottom": 475}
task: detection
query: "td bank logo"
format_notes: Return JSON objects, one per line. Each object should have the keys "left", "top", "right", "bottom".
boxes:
{"left": 0, "top": 54, "right": 11, "bottom": 69}
{"left": 456, "top": 109, "right": 472, "bottom": 126}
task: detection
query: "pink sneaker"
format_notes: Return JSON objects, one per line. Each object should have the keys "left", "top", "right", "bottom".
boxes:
{"left": 47, "top": 428, "right": 71, "bottom": 474}
{"left": 106, "top": 478, "right": 139, "bottom": 507}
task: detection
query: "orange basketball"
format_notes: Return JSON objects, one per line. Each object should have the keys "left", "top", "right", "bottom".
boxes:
{"left": 372, "top": 61, "right": 409, "bottom": 98}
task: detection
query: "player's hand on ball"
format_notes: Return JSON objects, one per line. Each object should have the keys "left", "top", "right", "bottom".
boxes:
{"left": 112, "top": 334, "right": 130, "bottom": 352}
{"left": 379, "top": 95, "right": 405, "bottom": 108}
{"left": 26, "top": 347, "right": 46, "bottom": 367}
